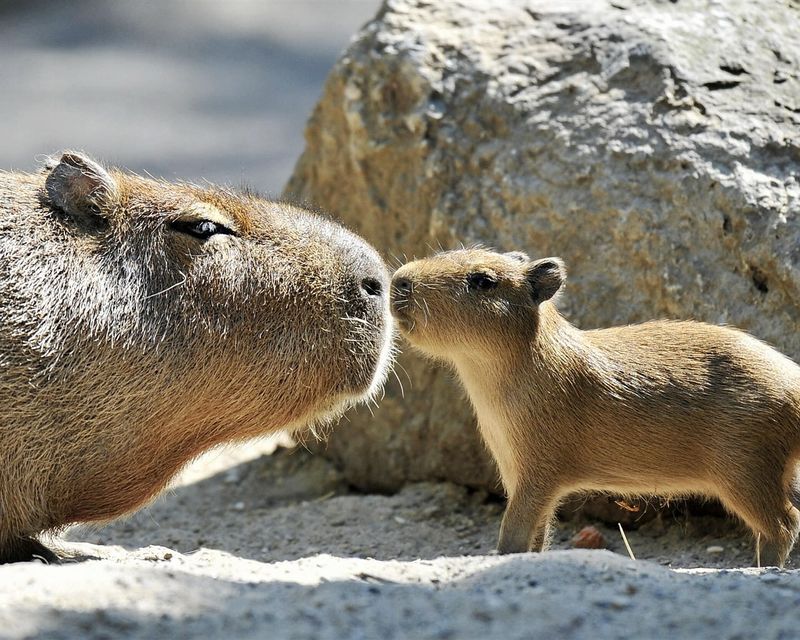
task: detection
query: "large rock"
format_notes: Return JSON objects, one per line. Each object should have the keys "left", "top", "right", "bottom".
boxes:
{"left": 286, "top": 0, "right": 800, "bottom": 500}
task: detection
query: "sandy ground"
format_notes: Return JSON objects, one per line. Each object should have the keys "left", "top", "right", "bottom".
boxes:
{"left": 0, "top": 442, "right": 798, "bottom": 639}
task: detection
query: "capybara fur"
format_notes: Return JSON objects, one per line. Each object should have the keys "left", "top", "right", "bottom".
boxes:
{"left": 391, "top": 248, "right": 800, "bottom": 567}
{"left": 0, "top": 152, "right": 394, "bottom": 562}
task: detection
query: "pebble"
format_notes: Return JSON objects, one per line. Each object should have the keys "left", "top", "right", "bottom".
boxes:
{"left": 593, "top": 596, "right": 632, "bottom": 610}
{"left": 572, "top": 526, "right": 607, "bottom": 550}
{"left": 706, "top": 545, "right": 724, "bottom": 555}
{"left": 224, "top": 469, "right": 241, "bottom": 484}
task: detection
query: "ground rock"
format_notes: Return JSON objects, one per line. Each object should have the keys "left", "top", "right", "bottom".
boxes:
{"left": 0, "top": 446, "right": 785, "bottom": 640}
{"left": 286, "top": 0, "right": 800, "bottom": 501}
{"left": 5, "top": 549, "right": 800, "bottom": 640}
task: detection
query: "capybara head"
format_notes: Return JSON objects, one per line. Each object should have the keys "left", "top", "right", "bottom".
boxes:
{"left": 0, "top": 152, "right": 396, "bottom": 544}
{"left": 35, "top": 152, "right": 394, "bottom": 426}
{"left": 390, "top": 248, "right": 565, "bottom": 357}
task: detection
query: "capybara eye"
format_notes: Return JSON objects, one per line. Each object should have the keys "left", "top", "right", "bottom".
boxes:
{"left": 467, "top": 272, "right": 497, "bottom": 291}
{"left": 170, "top": 219, "right": 235, "bottom": 240}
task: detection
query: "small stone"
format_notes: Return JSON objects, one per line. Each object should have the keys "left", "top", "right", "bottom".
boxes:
{"left": 572, "top": 526, "right": 607, "bottom": 549}
{"left": 233, "top": 501, "right": 245, "bottom": 510}
{"left": 224, "top": 470, "right": 241, "bottom": 484}
{"left": 593, "top": 597, "right": 632, "bottom": 610}
{"left": 706, "top": 545, "right": 724, "bottom": 555}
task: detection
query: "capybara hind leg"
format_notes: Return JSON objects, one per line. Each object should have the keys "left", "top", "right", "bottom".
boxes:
{"left": 786, "top": 463, "right": 800, "bottom": 512}
{"left": 757, "top": 504, "right": 800, "bottom": 568}
{"left": 0, "top": 536, "right": 60, "bottom": 564}
{"left": 719, "top": 480, "right": 800, "bottom": 568}
{"left": 498, "top": 484, "right": 557, "bottom": 554}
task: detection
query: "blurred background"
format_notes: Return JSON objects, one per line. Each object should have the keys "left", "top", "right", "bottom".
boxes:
{"left": 0, "top": 0, "right": 380, "bottom": 194}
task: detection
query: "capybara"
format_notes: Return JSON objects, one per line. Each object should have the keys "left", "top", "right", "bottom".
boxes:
{"left": 391, "top": 248, "right": 800, "bottom": 567}
{"left": 0, "top": 152, "right": 393, "bottom": 562}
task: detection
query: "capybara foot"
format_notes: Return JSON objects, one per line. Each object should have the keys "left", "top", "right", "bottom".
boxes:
{"left": 756, "top": 538, "right": 792, "bottom": 569}
{"left": 0, "top": 537, "right": 60, "bottom": 564}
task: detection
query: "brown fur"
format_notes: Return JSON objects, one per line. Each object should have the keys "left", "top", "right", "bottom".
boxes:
{"left": 0, "top": 152, "right": 394, "bottom": 562}
{"left": 391, "top": 248, "right": 800, "bottom": 567}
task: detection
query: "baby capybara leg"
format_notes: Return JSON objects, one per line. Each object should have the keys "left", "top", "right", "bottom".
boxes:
{"left": 498, "top": 482, "right": 558, "bottom": 554}
{"left": 0, "top": 536, "right": 59, "bottom": 564}
{"left": 755, "top": 503, "right": 800, "bottom": 568}
{"left": 498, "top": 496, "right": 539, "bottom": 553}
{"left": 528, "top": 512, "right": 556, "bottom": 553}
{"left": 719, "top": 475, "right": 800, "bottom": 568}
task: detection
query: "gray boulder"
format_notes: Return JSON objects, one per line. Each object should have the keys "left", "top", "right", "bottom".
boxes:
{"left": 286, "top": 0, "right": 800, "bottom": 506}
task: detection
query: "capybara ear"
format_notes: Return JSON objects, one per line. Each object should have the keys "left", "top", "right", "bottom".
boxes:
{"left": 45, "top": 152, "right": 117, "bottom": 224}
{"left": 504, "top": 251, "right": 530, "bottom": 263}
{"left": 526, "top": 257, "right": 566, "bottom": 304}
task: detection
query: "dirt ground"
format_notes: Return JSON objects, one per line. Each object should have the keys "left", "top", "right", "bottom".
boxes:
{"left": 1, "top": 440, "right": 798, "bottom": 639}
{"left": 63, "top": 443, "right": 764, "bottom": 569}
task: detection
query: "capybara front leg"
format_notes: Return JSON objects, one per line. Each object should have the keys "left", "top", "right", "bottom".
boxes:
{"left": 0, "top": 536, "right": 60, "bottom": 564}
{"left": 497, "top": 484, "right": 556, "bottom": 554}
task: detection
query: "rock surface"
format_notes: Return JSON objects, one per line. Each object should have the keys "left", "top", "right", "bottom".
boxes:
{"left": 7, "top": 550, "right": 800, "bottom": 640}
{"left": 286, "top": 0, "right": 800, "bottom": 499}
{"left": 2, "top": 445, "right": 797, "bottom": 640}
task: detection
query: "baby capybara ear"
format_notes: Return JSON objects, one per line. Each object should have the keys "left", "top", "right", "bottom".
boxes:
{"left": 44, "top": 152, "right": 117, "bottom": 226}
{"left": 504, "top": 251, "right": 530, "bottom": 263}
{"left": 526, "top": 257, "right": 566, "bottom": 304}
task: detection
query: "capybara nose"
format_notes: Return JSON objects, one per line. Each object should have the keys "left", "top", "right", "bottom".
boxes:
{"left": 322, "top": 223, "right": 388, "bottom": 305}
{"left": 361, "top": 277, "right": 383, "bottom": 297}
{"left": 392, "top": 276, "right": 412, "bottom": 295}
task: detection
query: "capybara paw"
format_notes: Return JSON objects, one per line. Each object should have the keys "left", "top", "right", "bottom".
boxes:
{"left": 0, "top": 537, "right": 60, "bottom": 564}
{"left": 496, "top": 535, "right": 530, "bottom": 554}
{"left": 756, "top": 544, "right": 787, "bottom": 569}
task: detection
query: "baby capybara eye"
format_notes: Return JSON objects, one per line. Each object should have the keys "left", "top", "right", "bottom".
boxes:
{"left": 170, "top": 219, "right": 235, "bottom": 240}
{"left": 467, "top": 272, "right": 497, "bottom": 291}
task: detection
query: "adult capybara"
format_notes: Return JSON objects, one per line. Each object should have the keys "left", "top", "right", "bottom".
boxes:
{"left": 392, "top": 248, "right": 800, "bottom": 567}
{"left": 0, "top": 152, "right": 394, "bottom": 562}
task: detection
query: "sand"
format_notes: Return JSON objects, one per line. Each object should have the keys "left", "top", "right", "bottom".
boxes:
{"left": 1, "top": 442, "right": 798, "bottom": 639}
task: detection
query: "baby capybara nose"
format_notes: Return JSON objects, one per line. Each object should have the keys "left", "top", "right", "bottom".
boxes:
{"left": 392, "top": 276, "right": 413, "bottom": 295}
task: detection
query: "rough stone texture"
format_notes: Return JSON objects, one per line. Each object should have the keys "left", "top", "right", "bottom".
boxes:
{"left": 286, "top": 0, "right": 800, "bottom": 502}
{"left": 0, "top": 447, "right": 796, "bottom": 640}
{"left": 7, "top": 551, "right": 800, "bottom": 640}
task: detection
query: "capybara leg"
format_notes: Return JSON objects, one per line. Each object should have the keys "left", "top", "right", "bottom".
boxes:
{"left": 528, "top": 513, "right": 556, "bottom": 553}
{"left": 757, "top": 504, "right": 800, "bottom": 568}
{"left": 497, "top": 501, "right": 534, "bottom": 553}
{"left": 497, "top": 484, "right": 556, "bottom": 554}
{"left": 719, "top": 479, "right": 800, "bottom": 568}
{"left": 0, "top": 536, "right": 60, "bottom": 564}
{"left": 787, "top": 463, "right": 800, "bottom": 512}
